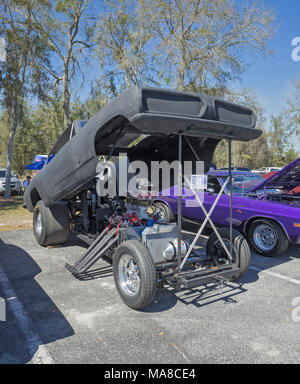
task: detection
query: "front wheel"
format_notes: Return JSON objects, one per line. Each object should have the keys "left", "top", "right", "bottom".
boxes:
{"left": 113, "top": 240, "right": 157, "bottom": 310}
{"left": 206, "top": 227, "right": 251, "bottom": 281}
{"left": 248, "top": 220, "right": 289, "bottom": 257}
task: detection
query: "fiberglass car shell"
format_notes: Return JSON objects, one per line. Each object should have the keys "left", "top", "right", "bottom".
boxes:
{"left": 24, "top": 86, "right": 261, "bottom": 212}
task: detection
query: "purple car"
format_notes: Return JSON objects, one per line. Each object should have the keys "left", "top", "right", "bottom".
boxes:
{"left": 154, "top": 158, "right": 300, "bottom": 257}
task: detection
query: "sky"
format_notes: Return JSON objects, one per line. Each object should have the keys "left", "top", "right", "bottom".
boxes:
{"left": 72, "top": 0, "right": 300, "bottom": 152}
{"left": 233, "top": 0, "right": 300, "bottom": 151}
{"left": 4, "top": 0, "right": 298, "bottom": 151}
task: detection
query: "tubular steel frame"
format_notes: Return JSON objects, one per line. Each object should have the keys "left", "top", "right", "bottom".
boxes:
{"left": 67, "top": 131, "right": 236, "bottom": 286}
{"left": 176, "top": 134, "right": 234, "bottom": 284}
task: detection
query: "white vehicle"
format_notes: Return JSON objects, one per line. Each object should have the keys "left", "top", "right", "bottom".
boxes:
{"left": 0, "top": 168, "right": 19, "bottom": 194}
{"left": 252, "top": 167, "right": 282, "bottom": 174}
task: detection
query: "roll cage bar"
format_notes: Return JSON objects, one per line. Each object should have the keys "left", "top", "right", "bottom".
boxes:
{"left": 175, "top": 134, "right": 234, "bottom": 286}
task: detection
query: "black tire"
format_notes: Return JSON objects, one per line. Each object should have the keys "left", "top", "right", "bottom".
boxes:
{"left": 152, "top": 201, "right": 174, "bottom": 224}
{"left": 248, "top": 219, "right": 289, "bottom": 257}
{"left": 113, "top": 240, "right": 157, "bottom": 310}
{"left": 33, "top": 200, "right": 70, "bottom": 246}
{"left": 206, "top": 227, "right": 251, "bottom": 281}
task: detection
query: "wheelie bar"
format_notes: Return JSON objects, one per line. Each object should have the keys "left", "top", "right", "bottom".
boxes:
{"left": 65, "top": 228, "right": 118, "bottom": 275}
{"left": 179, "top": 267, "right": 241, "bottom": 288}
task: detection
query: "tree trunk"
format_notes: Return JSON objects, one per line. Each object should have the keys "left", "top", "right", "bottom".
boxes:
{"left": 178, "top": 65, "right": 185, "bottom": 90}
{"left": 4, "top": 106, "right": 20, "bottom": 197}
{"left": 63, "top": 61, "right": 71, "bottom": 129}
{"left": 178, "top": 48, "right": 187, "bottom": 90}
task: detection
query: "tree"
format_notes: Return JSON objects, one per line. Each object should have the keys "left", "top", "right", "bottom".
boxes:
{"left": 213, "top": 133, "right": 269, "bottom": 170}
{"left": 0, "top": 111, "right": 10, "bottom": 167}
{"left": 84, "top": 86, "right": 109, "bottom": 117}
{"left": 284, "top": 148, "right": 299, "bottom": 164}
{"left": 285, "top": 80, "right": 300, "bottom": 136}
{"left": 32, "top": 0, "right": 96, "bottom": 128}
{"left": 0, "top": 0, "right": 50, "bottom": 196}
{"left": 96, "top": 0, "right": 157, "bottom": 96}
{"left": 144, "top": 0, "right": 275, "bottom": 93}
{"left": 12, "top": 93, "right": 64, "bottom": 175}
{"left": 266, "top": 115, "right": 297, "bottom": 167}
{"left": 213, "top": 89, "right": 269, "bottom": 169}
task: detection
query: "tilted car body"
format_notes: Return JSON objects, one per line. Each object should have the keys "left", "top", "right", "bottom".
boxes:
{"left": 24, "top": 87, "right": 259, "bottom": 212}
{"left": 156, "top": 160, "right": 300, "bottom": 256}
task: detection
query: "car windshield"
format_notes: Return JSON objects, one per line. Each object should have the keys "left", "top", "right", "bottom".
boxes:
{"left": 0, "top": 170, "right": 14, "bottom": 178}
{"left": 221, "top": 174, "right": 265, "bottom": 194}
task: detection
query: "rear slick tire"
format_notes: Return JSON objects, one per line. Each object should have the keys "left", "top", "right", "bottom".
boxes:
{"left": 33, "top": 200, "right": 70, "bottom": 246}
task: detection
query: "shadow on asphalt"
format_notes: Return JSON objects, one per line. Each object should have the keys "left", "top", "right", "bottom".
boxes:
{"left": 241, "top": 246, "right": 300, "bottom": 285}
{"left": 176, "top": 282, "right": 247, "bottom": 308}
{"left": 0, "top": 238, "right": 74, "bottom": 364}
{"left": 60, "top": 232, "right": 91, "bottom": 249}
{"left": 74, "top": 265, "right": 113, "bottom": 281}
{"left": 141, "top": 281, "right": 248, "bottom": 313}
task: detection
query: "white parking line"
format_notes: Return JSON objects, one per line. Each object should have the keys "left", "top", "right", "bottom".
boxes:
{"left": 250, "top": 266, "right": 300, "bottom": 285}
{"left": 0, "top": 264, "right": 54, "bottom": 364}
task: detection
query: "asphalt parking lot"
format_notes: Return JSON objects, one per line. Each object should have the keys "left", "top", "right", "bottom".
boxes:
{"left": 0, "top": 229, "right": 300, "bottom": 364}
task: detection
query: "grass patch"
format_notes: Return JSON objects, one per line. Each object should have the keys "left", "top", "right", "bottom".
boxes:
{"left": 0, "top": 196, "right": 33, "bottom": 231}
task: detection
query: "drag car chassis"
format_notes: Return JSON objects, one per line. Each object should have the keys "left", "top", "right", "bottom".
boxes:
{"left": 26, "top": 87, "right": 258, "bottom": 310}
{"left": 63, "top": 134, "right": 250, "bottom": 310}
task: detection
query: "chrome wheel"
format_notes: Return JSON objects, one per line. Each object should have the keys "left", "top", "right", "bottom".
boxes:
{"left": 118, "top": 254, "right": 140, "bottom": 296}
{"left": 154, "top": 204, "right": 167, "bottom": 223}
{"left": 253, "top": 224, "right": 277, "bottom": 251}
{"left": 36, "top": 211, "right": 43, "bottom": 236}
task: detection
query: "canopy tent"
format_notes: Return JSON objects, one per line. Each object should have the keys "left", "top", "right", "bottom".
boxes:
{"left": 25, "top": 155, "right": 48, "bottom": 171}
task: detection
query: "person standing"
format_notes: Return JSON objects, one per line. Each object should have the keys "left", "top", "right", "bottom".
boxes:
{"left": 23, "top": 175, "right": 31, "bottom": 190}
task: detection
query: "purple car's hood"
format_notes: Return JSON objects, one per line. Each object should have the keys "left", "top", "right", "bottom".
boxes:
{"left": 251, "top": 157, "right": 300, "bottom": 192}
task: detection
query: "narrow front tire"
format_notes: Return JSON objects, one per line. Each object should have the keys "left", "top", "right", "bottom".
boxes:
{"left": 206, "top": 227, "right": 251, "bottom": 281}
{"left": 113, "top": 240, "right": 157, "bottom": 309}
